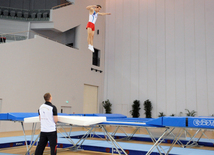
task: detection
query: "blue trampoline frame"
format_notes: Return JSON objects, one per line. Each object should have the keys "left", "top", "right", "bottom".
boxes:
{"left": 0, "top": 113, "right": 214, "bottom": 155}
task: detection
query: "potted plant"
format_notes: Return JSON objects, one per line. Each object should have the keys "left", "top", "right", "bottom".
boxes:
{"left": 102, "top": 99, "right": 112, "bottom": 114}
{"left": 158, "top": 112, "right": 166, "bottom": 117}
{"left": 130, "top": 100, "right": 141, "bottom": 118}
{"left": 185, "top": 109, "right": 197, "bottom": 117}
{"left": 144, "top": 99, "right": 153, "bottom": 118}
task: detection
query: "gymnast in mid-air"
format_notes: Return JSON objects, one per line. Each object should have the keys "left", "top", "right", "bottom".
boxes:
{"left": 86, "top": 5, "right": 111, "bottom": 52}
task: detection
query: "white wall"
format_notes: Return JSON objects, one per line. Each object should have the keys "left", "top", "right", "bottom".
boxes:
{"left": 105, "top": 0, "right": 214, "bottom": 117}
{"left": 0, "top": 0, "right": 106, "bottom": 132}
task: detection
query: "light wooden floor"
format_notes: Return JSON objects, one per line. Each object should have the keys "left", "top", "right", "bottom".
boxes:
{"left": 0, "top": 126, "right": 213, "bottom": 154}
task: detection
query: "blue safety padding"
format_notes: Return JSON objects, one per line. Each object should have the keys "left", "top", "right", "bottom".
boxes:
{"left": 107, "top": 118, "right": 152, "bottom": 122}
{"left": 69, "top": 114, "right": 98, "bottom": 116}
{"left": 163, "top": 117, "right": 187, "bottom": 127}
{"left": 93, "top": 113, "right": 127, "bottom": 118}
{"left": 103, "top": 117, "right": 164, "bottom": 127}
{"left": 58, "top": 113, "right": 70, "bottom": 116}
{"left": 69, "top": 114, "right": 85, "bottom": 116}
{"left": 146, "top": 117, "right": 163, "bottom": 126}
{"left": 0, "top": 113, "right": 9, "bottom": 120}
{"left": 100, "top": 121, "right": 159, "bottom": 127}
{"left": 188, "top": 117, "right": 214, "bottom": 129}
{"left": 1, "top": 113, "right": 69, "bottom": 122}
{"left": 81, "top": 114, "right": 95, "bottom": 116}
{"left": 7, "top": 113, "right": 38, "bottom": 121}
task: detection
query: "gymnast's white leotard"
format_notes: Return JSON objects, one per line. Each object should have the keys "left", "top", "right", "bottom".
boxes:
{"left": 89, "top": 11, "right": 98, "bottom": 24}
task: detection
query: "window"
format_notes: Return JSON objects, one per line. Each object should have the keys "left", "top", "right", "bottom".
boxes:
{"left": 92, "top": 48, "right": 100, "bottom": 66}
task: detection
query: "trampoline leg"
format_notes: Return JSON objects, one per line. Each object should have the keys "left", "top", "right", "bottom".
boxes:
{"left": 126, "top": 127, "right": 140, "bottom": 140}
{"left": 185, "top": 129, "right": 201, "bottom": 147}
{"left": 146, "top": 127, "right": 174, "bottom": 155}
{"left": 68, "top": 126, "right": 95, "bottom": 151}
{"left": 25, "top": 133, "right": 40, "bottom": 155}
{"left": 112, "top": 126, "right": 120, "bottom": 137}
{"left": 166, "top": 128, "right": 185, "bottom": 155}
{"left": 168, "top": 128, "right": 185, "bottom": 148}
{"left": 101, "top": 125, "right": 128, "bottom": 155}
{"left": 21, "top": 122, "right": 29, "bottom": 153}
{"left": 58, "top": 125, "right": 76, "bottom": 146}
{"left": 146, "top": 128, "right": 165, "bottom": 155}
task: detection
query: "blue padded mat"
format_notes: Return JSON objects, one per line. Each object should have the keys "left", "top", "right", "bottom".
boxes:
{"left": 188, "top": 117, "right": 214, "bottom": 129}
{"left": 0, "top": 132, "right": 213, "bottom": 155}
{"left": 162, "top": 116, "right": 214, "bottom": 129}
{"left": 1, "top": 112, "right": 214, "bottom": 129}
{"left": 0, "top": 113, "right": 8, "bottom": 120}
{"left": 163, "top": 117, "right": 187, "bottom": 127}
{"left": 0, "top": 113, "right": 70, "bottom": 121}
{"left": 7, "top": 113, "right": 38, "bottom": 121}
{"left": 101, "top": 117, "right": 164, "bottom": 127}
{"left": 57, "top": 135, "right": 214, "bottom": 155}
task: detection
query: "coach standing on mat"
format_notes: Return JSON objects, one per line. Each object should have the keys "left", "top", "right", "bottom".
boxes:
{"left": 35, "top": 93, "right": 58, "bottom": 155}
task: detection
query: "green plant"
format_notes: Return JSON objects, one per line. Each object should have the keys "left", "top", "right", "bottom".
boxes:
{"left": 144, "top": 99, "right": 153, "bottom": 118}
{"left": 185, "top": 109, "right": 197, "bottom": 117}
{"left": 130, "top": 100, "right": 141, "bottom": 118}
{"left": 102, "top": 99, "right": 112, "bottom": 114}
{"left": 158, "top": 112, "right": 166, "bottom": 117}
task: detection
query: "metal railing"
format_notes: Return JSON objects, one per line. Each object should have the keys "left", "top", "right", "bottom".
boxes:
{"left": 0, "top": 6, "right": 50, "bottom": 21}
{"left": 0, "top": 30, "right": 60, "bottom": 44}
{"left": 0, "top": 31, "right": 28, "bottom": 43}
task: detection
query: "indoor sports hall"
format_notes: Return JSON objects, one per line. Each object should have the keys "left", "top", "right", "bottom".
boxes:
{"left": 0, "top": 0, "right": 214, "bottom": 155}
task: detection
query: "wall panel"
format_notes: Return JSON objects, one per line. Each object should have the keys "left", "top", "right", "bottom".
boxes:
{"left": 138, "top": 0, "right": 148, "bottom": 117}
{"left": 104, "top": 0, "right": 110, "bottom": 100}
{"left": 156, "top": 0, "right": 166, "bottom": 116}
{"left": 147, "top": 0, "right": 157, "bottom": 117}
{"left": 106, "top": 0, "right": 116, "bottom": 109}
{"left": 0, "top": 0, "right": 10, "bottom": 7}
{"left": 195, "top": 0, "right": 208, "bottom": 116}
{"left": 46, "top": 0, "right": 58, "bottom": 9}
{"left": 184, "top": 0, "right": 197, "bottom": 112}
{"left": 10, "top": 0, "right": 23, "bottom": 9}
{"left": 205, "top": 0, "right": 214, "bottom": 116}
{"left": 112, "top": 0, "right": 123, "bottom": 109}
{"left": 130, "top": 0, "right": 139, "bottom": 103}
{"left": 121, "top": 0, "right": 131, "bottom": 115}
{"left": 23, "top": 0, "right": 30, "bottom": 9}
{"left": 175, "top": 0, "right": 186, "bottom": 115}
{"left": 105, "top": 0, "right": 214, "bottom": 117}
{"left": 34, "top": 0, "right": 46, "bottom": 9}
{"left": 165, "top": 0, "right": 176, "bottom": 115}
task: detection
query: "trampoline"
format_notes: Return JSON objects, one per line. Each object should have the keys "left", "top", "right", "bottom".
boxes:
{"left": 0, "top": 113, "right": 214, "bottom": 155}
